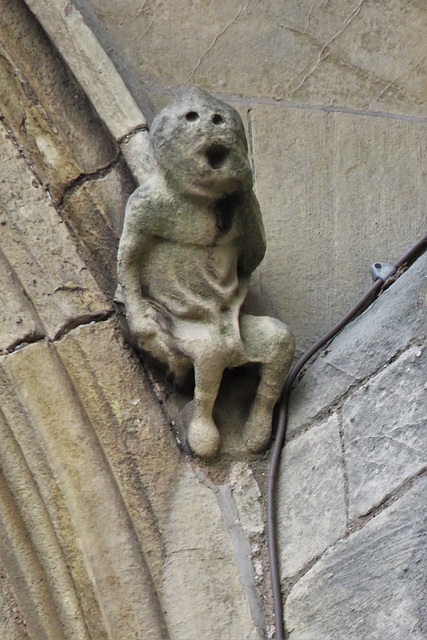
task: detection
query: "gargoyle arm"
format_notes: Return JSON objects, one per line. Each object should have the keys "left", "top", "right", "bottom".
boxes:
{"left": 117, "top": 186, "right": 160, "bottom": 338}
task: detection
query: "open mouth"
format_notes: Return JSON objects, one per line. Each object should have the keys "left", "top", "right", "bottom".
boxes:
{"left": 205, "top": 144, "right": 230, "bottom": 169}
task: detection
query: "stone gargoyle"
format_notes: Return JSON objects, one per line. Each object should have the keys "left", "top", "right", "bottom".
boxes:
{"left": 117, "top": 87, "right": 295, "bottom": 458}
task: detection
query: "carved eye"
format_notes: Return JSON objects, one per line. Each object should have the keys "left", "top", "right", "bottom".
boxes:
{"left": 212, "top": 114, "right": 224, "bottom": 125}
{"left": 185, "top": 111, "right": 200, "bottom": 121}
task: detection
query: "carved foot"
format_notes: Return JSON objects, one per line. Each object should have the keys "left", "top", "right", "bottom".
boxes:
{"left": 188, "top": 416, "right": 221, "bottom": 459}
{"left": 242, "top": 402, "right": 273, "bottom": 453}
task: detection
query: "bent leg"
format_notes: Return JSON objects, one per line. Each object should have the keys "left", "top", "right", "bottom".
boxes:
{"left": 188, "top": 357, "right": 224, "bottom": 458}
{"left": 173, "top": 322, "right": 228, "bottom": 458}
{"left": 240, "top": 314, "right": 295, "bottom": 453}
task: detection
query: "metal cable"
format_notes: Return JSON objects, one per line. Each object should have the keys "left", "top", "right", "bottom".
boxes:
{"left": 267, "top": 232, "right": 427, "bottom": 640}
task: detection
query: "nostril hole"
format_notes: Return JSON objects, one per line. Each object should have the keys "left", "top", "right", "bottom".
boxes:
{"left": 186, "top": 111, "right": 200, "bottom": 121}
{"left": 212, "top": 113, "right": 224, "bottom": 125}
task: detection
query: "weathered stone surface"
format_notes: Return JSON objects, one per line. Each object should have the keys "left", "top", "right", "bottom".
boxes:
{"left": 250, "top": 106, "right": 335, "bottom": 353}
{"left": 0, "top": 563, "right": 31, "bottom": 639}
{"left": 20, "top": 0, "right": 425, "bottom": 359}
{"left": 60, "top": 157, "right": 135, "bottom": 295}
{"left": 1, "top": 331, "right": 169, "bottom": 639}
{"left": 0, "top": 121, "right": 109, "bottom": 349}
{"left": 277, "top": 416, "right": 346, "bottom": 578}
{"left": 87, "top": 0, "right": 426, "bottom": 117}
{"left": 23, "top": 0, "right": 147, "bottom": 141}
{"left": 54, "top": 320, "right": 183, "bottom": 585}
{"left": 0, "top": 0, "right": 118, "bottom": 202}
{"left": 229, "top": 462, "right": 265, "bottom": 538}
{"left": 216, "top": 482, "right": 266, "bottom": 639}
{"left": 251, "top": 104, "right": 427, "bottom": 356}
{"left": 118, "top": 88, "right": 294, "bottom": 458}
{"left": 292, "top": 0, "right": 427, "bottom": 117}
{"left": 285, "top": 476, "right": 427, "bottom": 640}
{"left": 2, "top": 3, "right": 424, "bottom": 639}
{"left": 343, "top": 342, "right": 427, "bottom": 520}
{"left": 0, "top": 249, "right": 44, "bottom": 354}
{"left": 120, "top": 129, "right": 154, "bottom": 185}
{"left": 162, "top": 467, "right": 259, "bottom": 640}
{"left": 286, "top": 252, "right": 426, "bottom": 435}
{"left": 1, "top": 318, "right": 265, "bottom": 638}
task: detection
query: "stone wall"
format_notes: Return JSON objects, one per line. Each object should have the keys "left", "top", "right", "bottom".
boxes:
{"left": 85, "top": 0, "right": 426, "bottom": 354}
{"left": 279, "top": 253, "right": 426, "bottom": 638}
{"left": 0, "top": 3, "right": 270, "bottom": 637}
{"left": 0, "top": 2, "right": 425, "bottom": 639}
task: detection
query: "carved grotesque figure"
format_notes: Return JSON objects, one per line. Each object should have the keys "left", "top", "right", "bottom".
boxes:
{"left": 118, "top": 87, "right": 294, "bottom": 458}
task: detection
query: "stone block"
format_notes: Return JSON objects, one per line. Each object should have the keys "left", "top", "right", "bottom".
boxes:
{"left": 162, "top": 467, "right": 259, "bottom": 640}
{"left": 277, "top": 416, "right": 346, "bottom": 578}
{"left": 87, "top": 0, "right": 425, "bottom": 116}
{"left": 60, "top": 157, "right": 135, "bottom": 295}
{"left": 1, "top": 335, "right": 169, "bottom": 639}
{"left": 342, "top": 342, "right": 427, "bottom": 520}
{"left": 0, "top": 564, "right": 29, "bottom": 639}
{"left": 0, "top": 121, "right": 109, "bottom": 348}
{"left": 251, "top": 103, "right": 427, "bottom": 357}
{"left": 250, "top": 105, "right": 335, "bottom": 353}
{"left": 54, "top": 319, "right": 182, "bottom": 543}
{"left": 1, "top": 319, "right": 263, "bottom": 638}
{"left": 286, "top": 252, "right": 426, "bottom": 435}
{"left": 285, "top": 476, "right": 427, "bottom": 640}
{"left": 0, "top": 249, "right": 44, "bottom": 354}
{"left": 0, "top": 0, "right": 118, "bottom": 202}
{"left": 23, "top": 0, "right": 147, "bottom": 141}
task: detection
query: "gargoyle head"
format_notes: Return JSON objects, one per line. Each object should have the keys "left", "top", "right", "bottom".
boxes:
{"left": 150, "top": 87, "right": 253, "bottom": 198}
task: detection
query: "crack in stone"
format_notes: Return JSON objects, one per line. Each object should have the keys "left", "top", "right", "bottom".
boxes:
{"left": 276, "top": 0, "right": 368, "bottom": 100}
{"left": 286, "top": 334, "right": 427, "bottom": 441}
{"left": 53, "top": 309, "right": 115, "bottom": 341}
{"left": 282, "top": 467, "right": 427, "bottom": 600}
{"left": 304, "top": 2, "right": 316, "bottom": 31}
{"left": 278, "top": 23, "right": 319, "bottom": 47}
{"left": 347, "top": 467, "right": 427, "bottom": 532}
{"left": 351, "top": 432, "right": 425, "bottom": 456}
{"left": 57, "top": 152, "right": 122, "bottom": 208}
{"left": 185, "top": 2, "right": 250, "bottom": 83}
{"left": 281, "top": 553, "right": 321, "bottom": 603}
{"left": 141, "top": 1, "right": 161, "bottom": 38}
{"left": 367, "top": 54, "right": 427, "bottom": 111}
{"left": 0, "top": 331, "right": 46, "bottom": 357}
{"left": 136, "top": 0, "right": 149, "bottom": 18}
{"left": 0, "top": 310, "right": 115, "bottom": 358}
{"left": 337, "top": 407, "right": 350, "bottom": 529}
